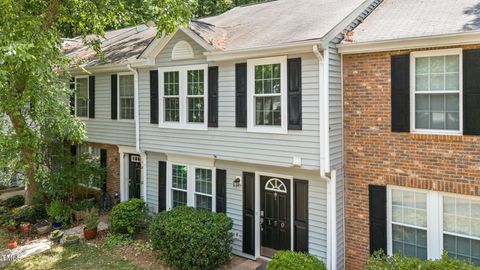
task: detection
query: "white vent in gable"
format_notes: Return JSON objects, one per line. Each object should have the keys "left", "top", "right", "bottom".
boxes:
{"left": 171, "top": 40, "right": 194, "bottom": 60}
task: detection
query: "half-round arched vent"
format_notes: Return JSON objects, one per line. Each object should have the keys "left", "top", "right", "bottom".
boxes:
{"left": 171, "top": 40, "right": 194, "bottom": 60}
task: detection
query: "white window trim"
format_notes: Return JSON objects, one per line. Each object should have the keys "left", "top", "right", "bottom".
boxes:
{"left": 165, "top": 161, "right": 216, "bottom": 211}
{"left": 387, "top": 186, "right": 480, "bottom": 261}
{"left": 247, "top": 56, "right": 288, "bottom": 134}
{"left": 117, "top": 72, "right": 135, "bottom": 122}
{"left": 410, "top": 48, "right": 463, "bottom": 136}
{"left": 74, "top": 76, "right": 89, "bottom": 119}
{"left": 158, "top": 64, "right": 209, "bottom": 130}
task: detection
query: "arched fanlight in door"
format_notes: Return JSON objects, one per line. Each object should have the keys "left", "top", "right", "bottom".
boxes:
{"left": 264, "top": 178, "right": 287, "bottom": 193}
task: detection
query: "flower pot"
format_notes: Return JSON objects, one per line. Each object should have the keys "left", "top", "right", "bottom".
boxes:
{"left": 7, "top": 240, "right": 17, "bottom": 249}
{"left": 35, "top": 221, "right": 51, "bottom": 235}
{"left": 20, "top": 223, "right": 31, "bottom": 233}
{"left": 83, "top": 227, "right": 97, "bottom": 240}
{"left": 65, "top": 235, "right": 80, "bottom": 245}
{"left": 73, "top": 210, "right": 86, "bottom": 221}
{"left": 49, "top": 230, "right": 64, "bottom": 243}
{"left": 52, "top": 221, "right": 63, "bottom": 229}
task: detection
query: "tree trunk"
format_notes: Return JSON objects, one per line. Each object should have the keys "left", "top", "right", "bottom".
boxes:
{"left": 24, "top": 149, "right": 39, "bottom": 205}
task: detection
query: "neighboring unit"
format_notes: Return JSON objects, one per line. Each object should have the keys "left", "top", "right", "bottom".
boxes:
{"left": 65, "top": 0, "right": 383, "bottom": 269}
{"left": 338, "top": 0, "right": 480, "bottom": 269}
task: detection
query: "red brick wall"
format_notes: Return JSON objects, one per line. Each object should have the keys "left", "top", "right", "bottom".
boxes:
{"left": 87, "top": 142, "right": 120, "bottom": 199}
{"left": 343, "top": 45, "right": 480, "bottom": 270}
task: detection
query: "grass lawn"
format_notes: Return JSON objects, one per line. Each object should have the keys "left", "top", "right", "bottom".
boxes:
{"left": 6, "top": 244, "right": 150, "bottom": 270}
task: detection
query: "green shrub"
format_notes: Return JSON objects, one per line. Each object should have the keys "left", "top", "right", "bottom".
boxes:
{"left": 367, "top": 251, "right": 480, "bottom": 270}
{"left": 110, "top": 199, "right": 148, "bottom": 235}
{"left": 1, "top": 195, "right": 25, "bottom": 209}
{"left": 47, "top": 200, "right": 72, "bottom": 223}
{"left": 267, "top": 251, "right": 327, "bottom": 270}
{"left": 12, "top": 205, "right": 34, "bottom": 223}
{"left": 149, "top": 206, "right": 233, "bottom": 270}
{"left": 0, "top": 206, "right": 12, "bottom": 225}
{"left": 30, "top": 203, "right": 48, "bottom": 222}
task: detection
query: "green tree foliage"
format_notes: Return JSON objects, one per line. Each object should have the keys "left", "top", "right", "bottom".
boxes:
{"left": 0, "top": 0, "right": 193, "bottom": 204}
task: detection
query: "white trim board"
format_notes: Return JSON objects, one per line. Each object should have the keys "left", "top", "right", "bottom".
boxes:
{"left": 337, "top": 32, "right": 480, "bottom": 54}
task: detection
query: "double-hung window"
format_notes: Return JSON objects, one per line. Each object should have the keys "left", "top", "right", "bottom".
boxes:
{"left": 75, "top": 77, "right": 89, "bottom": 118}
{"left": 247, "top": 56, "right": 288, "bottom": 134}
{"left": 166, "top": 162, "right": 215, "bottom": 211}
{"left": 387, "top": 186, "right": 480, "bottom": 265}
{"left": 159, "top": 65, "right": 208, "bottom": 129}
{"left": 411, "top": 49, "right": 462, "bottom": 135}
{"left": 118, "top": 74, "right": 135, "bottom": 120}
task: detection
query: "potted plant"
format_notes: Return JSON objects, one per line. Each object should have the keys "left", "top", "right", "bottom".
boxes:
{"left": 6, "top": 219, "right": 17, "bottom": 232}
{"left": 83, "top": 208, "right": 99, "bottom": 240}
{"left": 65, "top": 235, "right": 80, "bottom": 245}
{"left": 72, "top": 200, "right": 93, "bottom": 221}
{"left": 34, "top": 219, "right": 51, "bottom": 234}
{"left": 49, "top": 229, "right": 64, "bottom": 243}
{"left": 20, "top": 222, "right": 31, "bottom": 233}
{"left": 7, "top": 239, "right": 17, "bottom": 249}
{"left": 47, "top": 200, "right": 72, "bottom": 229}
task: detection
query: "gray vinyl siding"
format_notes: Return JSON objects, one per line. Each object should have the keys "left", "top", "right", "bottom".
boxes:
{"left": 138, "top": 31, "right": 321, "bottom": 170}
{"left": 81, "top": 73, "right": 136, "bottom": 146}
{"left": 144, "top": 154, "right": 327, "bottom": 262}
{"left": 328, "top": 1, "right": 383, "bottom": 269}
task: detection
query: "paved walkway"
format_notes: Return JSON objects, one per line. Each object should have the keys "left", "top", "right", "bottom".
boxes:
{"left": 222, "top": 256, "right": 268, "bottom": 270}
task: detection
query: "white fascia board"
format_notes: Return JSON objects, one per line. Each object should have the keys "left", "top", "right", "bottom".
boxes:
{"left": 139, "top": 34, "right": 174, "bottom": 60}
{"left": 337, "top": 32, "right": 480, "bottom": 54}
{"left": 204, "top": 40, "right": 322, "bottom": 62}
{"left": 69, "top": 58, "right": 154, "bottom": 75}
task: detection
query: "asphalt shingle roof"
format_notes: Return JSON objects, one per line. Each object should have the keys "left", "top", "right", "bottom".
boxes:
{"left": 348, "top": 0, "right": 480, "bottom": 43}
{"left": 190, "top": 0, "right": 367, "bottom": 51}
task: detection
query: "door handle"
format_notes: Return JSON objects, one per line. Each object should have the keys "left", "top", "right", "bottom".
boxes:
{"left": 274, "top": 220, "right": 277, "bottom": 227}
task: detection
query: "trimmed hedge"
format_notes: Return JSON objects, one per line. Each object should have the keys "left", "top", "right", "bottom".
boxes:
{"left": 367, "top": 251, "right": 480, "bottom": 270}
{"left": 110, "top": 198, "right": 148, "bottom": 235}
{"left": 149, "top": 206, "right": 233, "bottom": 270}
{"left": 268, "top": 251, "right": 327, "bottom": 270}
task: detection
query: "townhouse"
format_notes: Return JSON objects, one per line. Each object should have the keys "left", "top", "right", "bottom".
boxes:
{"left": 338, "top": 0, "right": 480, "bottom": 269}
{"left": 64, "top": 0, "right": 386, "bottom": 269}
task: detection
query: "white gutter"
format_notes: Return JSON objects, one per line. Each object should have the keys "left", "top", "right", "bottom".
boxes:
{"left": 127, "top": 64, "right": 148, "bottom": 204}
{"left": 313, "top": 44, "right": 330, "bottom": 177}
{"left": 337, "top": 31, "right": 480, "bottom": 54}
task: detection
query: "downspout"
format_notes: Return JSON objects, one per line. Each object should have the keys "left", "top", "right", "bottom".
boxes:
{"left": 127, "top": 64, "right": 148, "bottom": 203}
{"left": 314, "top": 44, "right": 336, "bottom": 270}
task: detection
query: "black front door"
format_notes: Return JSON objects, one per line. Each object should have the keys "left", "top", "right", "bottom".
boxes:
{"left": 260, "top": 176, "right": 290, "bottom": 257}
{"left": 128, "top": 154, "right": 141, "bottom": 199}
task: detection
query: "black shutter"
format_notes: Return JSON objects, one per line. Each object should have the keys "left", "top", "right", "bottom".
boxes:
{"left": 293, "top": 179, "right": 308, "bottom": 252}
{"left": 216, "top": 169, "right": 227, "bottom": 213}
{"left": 70, "top": 145, "right": 77, "bottom": 157}
{"left": 391, "top": 54, "right": 410, "bottom": 132}
{"left": 158, "top": 161, "right": 167, "bottom": 212}
{"left": 150, "top": 70, "right": 159, "bottom": 124}
{"left": 100, "top": 149, "right": 107, "bottom": 191}
{"left": 464, "top": 49, "right": 480, "bottom": 135}
{"left": 89, "top": 76, "right": 95, "bottom": 119}
{"left": 235, "top": 63, "right": 247, "bottom": 127}
{"left": 288, "top": 58, "right": 302, "bottom": 130}
{"left": 208, "top": 66, "right": 219, "bottom": 127}
{"left": 243, "top": 171, "right": 255, "bottom": 255}
{"left": 111, "top": 74, "right": 118, "bottom": 120}
{"left": 70, "top": 77, "right": 75, "bottom": 115}
{"left": 369, "top": 185, "right": 387, "bottom": 254}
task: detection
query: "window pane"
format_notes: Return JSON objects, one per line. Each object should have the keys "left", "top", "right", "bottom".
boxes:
{"left": 444, "top": 234, "right": 480, "bottom": 266}
{"left": 255, "top": 96, "right": 281, "bottom": 126}
{"left": 430, "top": 74, "right": 444, "bottom": 91}
{"left": 415, "top": 94, "right": 459, "bottom": 131}
{"left": 76, "top": 78, "right": 88, "bottom": 117}
{"left": 391, "top": 189, "right": 427, "bottom": 227}
{"left": 119, "top": 75, "right": 134, "bottom": 119}
{"left": 188, "top": 97, "right": 204, "bottom": 123}
{"left": 195, "top": 168, "right": 212, "bottom": 195}
{"left": 445, "top": 55, "right": 460, "bottom": 72}
{"left": 254, "top": 64, "right": 281, "bottom": 94}
{"left": 443, "top": 196, "right": 480, "bottom": 237}
{"left": 172, "top": 165, "right": 187, "bottom": 190}
{"left": 195, "top": 194, "right": 212, "bottom": 211}
{"left": 415, "top": 57, "right": 429, "bottom": 74}
{"left": 392, "top": 224, "right": 428, "bottom": 260}
{"left": 415, "top": 54, "right": 460, "bottom": 92}
{"left": 164, "top": 71, "right": 179, "bottom": 96}
{"left": 446, "top": 73, "right": 459, "bottom": 90}
{"left": 164, "top": 97, "right": 179, "bottom": 122}
{"left": 172, "top": 190, "right": 187, "bottom": 208}
{"left": 187, "top": 70, "right": 204, "bottom": 95}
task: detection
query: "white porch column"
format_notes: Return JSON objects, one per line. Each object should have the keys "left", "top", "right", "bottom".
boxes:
{"left": 119, "top": 151, "right": 126, "bottom": 202}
